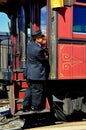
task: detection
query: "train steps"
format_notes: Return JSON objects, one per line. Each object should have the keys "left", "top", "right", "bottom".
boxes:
{"left": 9, "top": 70, "right": 50, "bottom": 116}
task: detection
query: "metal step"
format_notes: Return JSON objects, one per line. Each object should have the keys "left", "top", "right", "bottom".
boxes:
{"left": 19, "top": 88, "right": 26, "bottom": 92}
{"left": 14, "top": 109, "right": 50, "bottom": 116}
{"left": 13, "top": 69, "right": 24, "bottom": 73}
{"left": 13, "top": 79, "right": 26, "bottom": 82}
{"left": 16, "top": 98, "right": 23, "bottom": 103}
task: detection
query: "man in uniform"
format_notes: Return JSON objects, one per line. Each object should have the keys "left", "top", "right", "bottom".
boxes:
{"left": 21, "top": 30, "right": 50, "bottom": 112}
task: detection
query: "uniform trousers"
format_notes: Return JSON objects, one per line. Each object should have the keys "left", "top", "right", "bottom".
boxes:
{"left": 22, "top": 80, "right": 45, "bottom": 109}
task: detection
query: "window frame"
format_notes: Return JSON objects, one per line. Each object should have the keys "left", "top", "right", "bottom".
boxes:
{"left": 74, "top": 0, "right": 86, "bottom": 6}
{"left": 73, "top": 1, "right": 86, "bottom": 39}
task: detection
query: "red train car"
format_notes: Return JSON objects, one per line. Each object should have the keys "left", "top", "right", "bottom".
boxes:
{"left": 0, "top": 0, "right": 86, "bottom": 121}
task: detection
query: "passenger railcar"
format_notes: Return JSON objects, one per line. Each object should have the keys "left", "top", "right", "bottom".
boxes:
{"left": 0, "top": 0, "right": 86, "bottom": 121}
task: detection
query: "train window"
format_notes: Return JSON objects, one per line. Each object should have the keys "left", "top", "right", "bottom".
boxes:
{"left": 75, "top": 0, "right": 86, "bottom": 3}
{"left": 73, "top": 5, "right": 86, "bottom": 34}
{"left": 73, "top": 4, "right": 86, "bottom": 39}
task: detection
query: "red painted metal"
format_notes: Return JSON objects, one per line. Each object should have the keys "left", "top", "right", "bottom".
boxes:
{"left": 19, "top": 91, "right": 25, "bottom": 99}
{"left": 12, "top": 72, "right": 24, "bottom": 80}
{"left": 58, "top": 7, "right": 73, "bottom": 39}
{"left": 58, "top": 44, "right": 86, "bottom": 79}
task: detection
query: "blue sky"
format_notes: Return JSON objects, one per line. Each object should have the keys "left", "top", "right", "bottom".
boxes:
{"left": 41, "top": 6, "right": 46, "bottom": 34}
{"left": 0, "top": 12, "right": 10, "bottom": 32}
{"left": 0, "top": 6, "right": 46, "bottom": 34}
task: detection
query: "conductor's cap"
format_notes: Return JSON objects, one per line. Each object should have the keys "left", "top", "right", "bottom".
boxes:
{"left": 31, "top": 30, "right": 43, "bottom": 39}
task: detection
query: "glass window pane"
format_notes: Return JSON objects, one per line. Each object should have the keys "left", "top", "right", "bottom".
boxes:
{"left": 76, "top": 0, "right": 86, "bottom": 3}
{"left": 73, "top": 6, "right": 86, "bottom": 33}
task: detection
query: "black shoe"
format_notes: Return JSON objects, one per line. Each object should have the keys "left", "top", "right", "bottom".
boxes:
{"left": 21, "top": 105, "right": 30, "bottom": 112}
{"left": 30, "top": 106, "right": 42, "bottom": 113}
{"left": 31, "top": 106, "right": 39, "bottom": 111}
